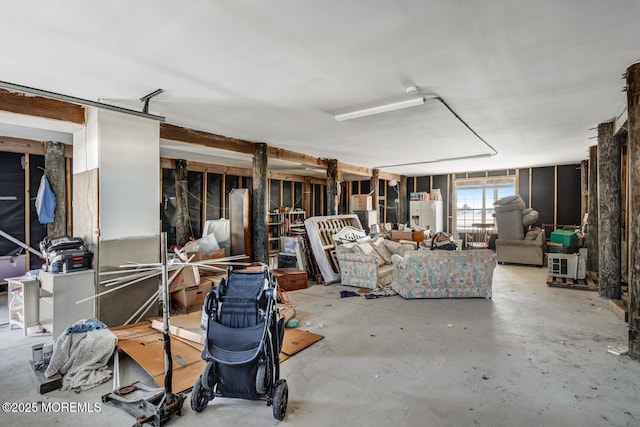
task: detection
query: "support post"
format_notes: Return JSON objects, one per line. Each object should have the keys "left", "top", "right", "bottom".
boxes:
{"left": 174, "top": 159, "right": 190, "bottom": 246}
{"left": 597, "top": 122, "right": 621, "bottom": 299}
{"left": 252, "top": 143, "right": 268, "bottom": 264}
{"left": 327, "top": 159, "right": 339, "bottom": 216}
{"left": 371, "top": 169, "right": 380, "bottom": 211}
{"left": 398, "top": 175, "right": 407, "bottom": 226}
{"left": 44, "top": 141, "right": 67, "bottom": 237}
{"left": 303, "top": 176, "right": 312, "bottom": 216}
{"left": 586, "top": 145, "right": 599, "bottom": 272}
{"left": 626, "top": 61, "right": 640, "bottom": 359}
{"left": 580, "top": 159, "right": 588, "bottom": 223}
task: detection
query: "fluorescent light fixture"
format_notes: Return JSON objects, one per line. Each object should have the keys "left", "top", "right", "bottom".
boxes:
{"left": 335, "top": 97, "right": 426, "bottom": 121}
{"left": 377, "top": 153, "right": 495, "bottom": 169}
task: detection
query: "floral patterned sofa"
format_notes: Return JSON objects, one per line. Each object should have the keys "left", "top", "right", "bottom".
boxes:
{"left": 335, "top": 238, "right": 415, "bottom": 289}
{"left": 391, "top": 249, "right": 497, "bottom": 299}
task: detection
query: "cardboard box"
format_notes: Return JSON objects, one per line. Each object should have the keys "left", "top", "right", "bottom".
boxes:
{"left": 391, "top": 230, "right": 413, "bottom": 241}
{"left": 171, "top": 282, "right": 211, "bottom": 314}
{"left": 271, "top": 268, "right": 308, "bottom": 291}
{"left": 169, "top": 264, "right": 200, "bottom": 293}
{"left": 391, "top": 230, "right": 425, "bottom": 242}
{"left": 350, "top": 195, "right": 372, "bottom": 211}
{"left": 411, "top": 230, "right": 426, "bottom": 242}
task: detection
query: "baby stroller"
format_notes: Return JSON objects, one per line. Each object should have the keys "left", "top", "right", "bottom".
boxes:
{"left": 191, "top": 264, "right": 288, "bottom": 420}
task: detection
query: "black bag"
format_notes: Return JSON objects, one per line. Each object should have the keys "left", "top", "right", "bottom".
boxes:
{"left": 431, "top": 232, "right": 457, "bottom": 251}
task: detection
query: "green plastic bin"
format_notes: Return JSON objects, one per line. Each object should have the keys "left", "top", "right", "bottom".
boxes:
{"left": 550, "top": 229, "right": 578, "bottom": 247}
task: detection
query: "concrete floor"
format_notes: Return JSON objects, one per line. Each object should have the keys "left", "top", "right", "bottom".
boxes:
{"left": 0, "top": 264, "right": 638, "bottom": 427}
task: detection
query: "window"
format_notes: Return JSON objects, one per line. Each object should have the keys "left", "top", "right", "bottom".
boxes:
{"left": 454, "top": 176, "right": 516, "bottom": 233}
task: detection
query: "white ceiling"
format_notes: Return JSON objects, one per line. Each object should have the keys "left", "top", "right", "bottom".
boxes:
{"left": 1, "top": 1, "right": 639, "bottom": 177}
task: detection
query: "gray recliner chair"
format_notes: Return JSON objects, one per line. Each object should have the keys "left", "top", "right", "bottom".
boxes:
{"left": 493, "top": 195, "right": 544, "bottom": 267}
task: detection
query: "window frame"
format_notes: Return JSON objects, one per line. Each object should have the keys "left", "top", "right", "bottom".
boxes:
{"left": 453, "top": 176, "right": 517, "bottom": 235}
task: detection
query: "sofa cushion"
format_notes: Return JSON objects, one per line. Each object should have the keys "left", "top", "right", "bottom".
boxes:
{"left": 522, "top": 209, "right": 539, "bottom": 226}
{"left": 494, "top": 201, "right": 525, "bottom": 213}
{"left": 370, "top": 239, "right": 393, "bottom": 264}
{"left": 494, "top": 195, "right": 524, "bottom": 206}
{"left": 525, "top": 228, "right": 543, "bottom": 241}
{"left": 353, "top": 243, "right": 385, "bottom": 266}
{"left": 337, "top": 242, "right": 356, "bottom": 254}
{"left": 495, "top": 209, "right": 525, "bottom": 240}
{"left": 384, "top": 239, "right": 405, "bottom": 255}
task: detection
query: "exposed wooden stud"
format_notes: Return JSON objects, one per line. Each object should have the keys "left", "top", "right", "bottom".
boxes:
{"left": 528, "top": 167, "right": 532, "bottom": 208}
{"left": 66, "top": 157, "right": 72, "bottom": 234}
{"left": 252, "top": 143, "right": 268, "bottom": 264}
{"left": 625, "top": 61, "right": 640, "bottom": 359}
{"left": 44, "top": 141, "right": 67, "bottom": 237}
{"left": 580, "top": 159, "right": 588, "bottom": 221}
{"left": 587, "top": 145, "right": 599, "bottom": 272}
{"left": 24, "top": 153, "right": 31, "bottom": 269}
{"left": 398, "top": 175, "right": 407, "bottom": 225}
{"left": 174, "top": 159, "right": 190, "bottom": 246}
{"left": 326, "top": 159, "right": 339, "bottom": 215}
{"left": 303, "top": 177, "right": 312, "bottom": 216}
{"left": 371, "top": 169, "right": 380, "bottom": 212}
{"left": 201, "top": 171, "right": 207, "bottom": 229}
{"left": 597, "top": 121, "right": 621, "bottom": 300}
{"left": 553, "top": 165, "right": 558, "bottom": 229}
{"left": 159, "top": 164, "right": 164, "bottom": 235}
{"left": 0, "top": 89, "right": 85, "bottom": 124}
{"left": 221, "top": 173, "right": 227, "bottom": 219}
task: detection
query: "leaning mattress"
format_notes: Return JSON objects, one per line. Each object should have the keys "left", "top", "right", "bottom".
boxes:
{"left": 304, "top": 215, "right": 363, "bottom": 284}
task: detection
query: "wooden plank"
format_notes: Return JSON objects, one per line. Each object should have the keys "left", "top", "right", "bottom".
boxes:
{"left": 160, "top": 123, "right": 253, "bottom": 154}
{"left": 29, "top": 361, "right": 62, "bottom": 394}
{"left": 547, "top": 276, "right": 598, "bottom": 292}
{"left": 0, "top": 89, "right": 85, "bottom": 124}
{"left": 268, "top": 146, "right": 327, "bottom": 169}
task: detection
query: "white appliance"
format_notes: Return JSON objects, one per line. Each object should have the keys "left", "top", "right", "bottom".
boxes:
{"left": 548, "top": 253, "right": 586, "bottom": 280}
{"left": 353, "top": 210, "right": 378, "bottom": 234}
{"left": 409, "top": 200, "right": 443, "bottom": 232}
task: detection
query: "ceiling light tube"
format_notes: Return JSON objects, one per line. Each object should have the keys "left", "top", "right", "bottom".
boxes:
{"left": 376, "top": 153, "right": 495, "bottom": 169}
{"left": 335, "top": 97, "right": 426, "bottom": 121}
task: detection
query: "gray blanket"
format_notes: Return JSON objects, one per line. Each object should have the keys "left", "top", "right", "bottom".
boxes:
{"left": 45, "top": 328, "right": 117, "bottom": 391}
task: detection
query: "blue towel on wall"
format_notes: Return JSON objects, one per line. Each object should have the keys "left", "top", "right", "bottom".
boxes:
{"left": 35, "top": 174, "right": 56, "bottom": 224}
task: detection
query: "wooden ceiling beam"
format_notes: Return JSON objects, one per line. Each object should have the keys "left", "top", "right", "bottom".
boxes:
{"left": 0, "top": 90, "right": 397, "bottom": 180}
{"left": 160, "top": 157, "right": 326, "bottom": 185}
{"left": 160, "top": 123, "right": 254, "bottom": 154}
{"left": 267, "top": 146, "right": 328, "bottom": 168}
{"left": 378, "top": 170, "right": 402, "bottom": 181}
{"left": 0, "top": 135, "right": 72, "bottom": 157}
{"left": 0, "top": 89, "right": 85, "bottom": 124}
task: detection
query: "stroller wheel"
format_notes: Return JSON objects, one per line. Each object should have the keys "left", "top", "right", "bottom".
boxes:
{"left": 202, "top": 361, "right": 217, "bottom": 391}
{"left": 255, "top": 360, "right": 272, "bottom": 394}
{"left": 272, "top": 379, "right": 288, "bottom": 421}
{"left": 190, "top": 376, "right": 212, "bottom": 413}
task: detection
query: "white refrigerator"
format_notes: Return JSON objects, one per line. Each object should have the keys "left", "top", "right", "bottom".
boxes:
{"left": 409, "top": 200, "right": 443, "bottom": 232}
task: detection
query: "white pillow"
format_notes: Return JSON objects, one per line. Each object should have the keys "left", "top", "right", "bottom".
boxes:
{"left": 353, "top": 243, "right": 384, "bottom": 266}
{"left": 370, "top": 240, "right": 393, "bottom": 264}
